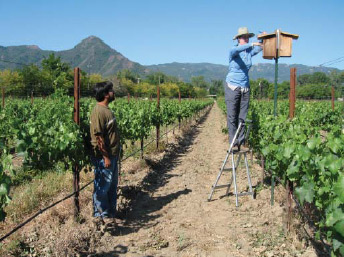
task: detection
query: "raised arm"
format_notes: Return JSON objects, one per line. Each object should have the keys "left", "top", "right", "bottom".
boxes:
{"left": 229, "top": 43, "right": 253, "bottom": 58}
{"left": 251, "top": 43, "right": 263, "bottom": 57}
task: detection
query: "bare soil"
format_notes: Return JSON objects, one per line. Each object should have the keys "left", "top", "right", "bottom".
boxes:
{"left": 1, "top": 104, "right": 318, "bottom": 257}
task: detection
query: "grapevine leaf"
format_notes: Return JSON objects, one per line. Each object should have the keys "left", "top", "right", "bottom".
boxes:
{"left": 0, "top": 183, "right": 9, "bottom": 196}
{"left": 333, "top": 238, "right": 342, "bottom": 252}
{"left": 326, "top": 207, "right": 344, "bottom": 227}
{"left": 307, "top": 137, "right": 320, "bottom": 150}
{"left": 283, "top": 145, "right": 294, "bottom": 159}
{"left": 333, "top": 175, "right": 344, "bottom": 202}
{"left": 295, "top": 181, "right": 315, "bottom": 205}
{"left": 328, "top": 138, "right": 341, "bottom": 154}
{"left": 334, "top": 220, "right": 344, "bottom": 238}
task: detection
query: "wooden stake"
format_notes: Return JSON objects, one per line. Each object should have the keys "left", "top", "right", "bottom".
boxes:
{"left": 289, "top": 68, "right": 296, "bottom": 119}
{"left": 73, "top": 67, "right": 81, "bottom": 218}
{"left": 156, "top": 86, "right": 160, "bottom": 149}
{"left": 261, "top": 156, "right": 265, "bottom": 183}
{"left": 331, "top": 86, "right": 335, "bottom": 111}
{"left": 140, "top": 137, "right": 144, "bottom": 159}
{"left": 2, "top": 87, "right": 4, "bottom": 109}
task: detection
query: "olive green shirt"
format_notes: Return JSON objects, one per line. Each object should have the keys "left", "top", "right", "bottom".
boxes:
{"left": 90, "top": 104, "right": 120, "bottom": 158}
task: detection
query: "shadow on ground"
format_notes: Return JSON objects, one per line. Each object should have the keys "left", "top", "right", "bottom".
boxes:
{"left": 113, "top": 107, "right": 212, "bottom": 236}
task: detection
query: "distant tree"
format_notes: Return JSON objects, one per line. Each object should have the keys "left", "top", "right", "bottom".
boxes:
{"left": 194, "top": 87, "right": 207, "bottom": 98}
{"left": 297, "top": 84, "right": 332, "bottom": 99}
{"left": 117, "top": 69, "right": 138, "bottom": 83}
{"left": 329, "top": 70, "right": 344, "bottom": 98}
{"left": 209, "top": 80, "right": 224, "bottom": 95}
{"left": 178, "top": 82, "right": 195, "bottom": 98}
{"left": 297, "top": 74, "right": 312, "bottom": 85}
{"left": 0, "top": 70, "right": 23, "bottom": 94}
{"left": 250, "top": 78, "right": 270, "bottom": 99}
{"left": 41, "top": 53, "right": 73, "bottom": 90}
{"left": 145, "top": 72, "right": 169, "bottom": 85}
{"left": 310, "top": 72, "right": 329, "bottom": 84}
{"left": 277, "top": 81, "right": 290, "bottom": 99}
{"left": 191, "top": 76, "right": 208, "bottom": 89}
{"left": 298, "top": 72, "right": 330, "bottom": 85}
{"left": 160, "top": 82, "right": 179, "bottom": 98}
{"left": 19, "top": 64, "right": 44, "bottom": 95}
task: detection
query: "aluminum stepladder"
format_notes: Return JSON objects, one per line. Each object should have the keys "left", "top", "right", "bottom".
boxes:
{"left": 208, "top": 121, "right": 254, "bottom": 207}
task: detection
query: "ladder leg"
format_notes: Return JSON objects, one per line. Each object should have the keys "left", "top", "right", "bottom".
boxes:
{"left": 208, "top": 151, "right": 230, "bottom": 201}
{"left": 226, "top": 152, "right": 241, "bottom": 196}
{"left": 231, "top": 152, "right": 239, "bottom": 207}
{"left": 244, "top": 153, "right": 254, "bottom": 199}
{"left": 225, "top": 166, "right": 233, "bottom": 196}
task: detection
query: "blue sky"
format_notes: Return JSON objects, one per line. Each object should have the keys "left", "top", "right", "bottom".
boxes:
{"left": 1, "top": 0, "right": 344, "bottom": 69}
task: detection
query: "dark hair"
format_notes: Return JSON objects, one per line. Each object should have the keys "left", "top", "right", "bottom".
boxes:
{"left": 94, "top": 81, "right": 113, "bottom": 102}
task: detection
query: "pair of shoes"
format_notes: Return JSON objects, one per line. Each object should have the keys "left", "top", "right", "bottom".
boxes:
{"left": 103, "top": 217, "right": 117, "bottom": 231}
{"left": 92, "top": 216, "right": 105, "bottom": 232}
{"left": 103, "top": 217, "right": 116, "bottom": 225}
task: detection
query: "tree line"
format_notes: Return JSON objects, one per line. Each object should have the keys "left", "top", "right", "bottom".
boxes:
{"left": 0, "top": 53, "right": 343, "bottom": 99}
{"left": 0, "top": 54, "right": 222, "bottom": 98}
{"left": 250, "top": 71, "right": 344, "bottom": 100}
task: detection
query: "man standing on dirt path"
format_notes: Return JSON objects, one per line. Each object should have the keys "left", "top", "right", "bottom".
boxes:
{"left": 225, "top": 27, "right": 264, "bottom": 149}
{"left": 90, "top": 81, "right": 120, "bottom": 226}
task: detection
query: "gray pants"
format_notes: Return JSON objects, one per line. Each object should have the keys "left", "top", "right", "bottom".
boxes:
{"left": 224, "top": 86, "right": 250, "bottom": 146}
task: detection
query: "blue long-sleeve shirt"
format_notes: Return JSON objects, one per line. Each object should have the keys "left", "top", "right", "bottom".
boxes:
{"left": 225, "top": 43, "right": 262, "bottom": 88}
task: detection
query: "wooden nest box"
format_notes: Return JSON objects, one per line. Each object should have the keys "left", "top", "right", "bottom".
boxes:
{"left": 257, "top": 30, "right": 299, "bottom": 59}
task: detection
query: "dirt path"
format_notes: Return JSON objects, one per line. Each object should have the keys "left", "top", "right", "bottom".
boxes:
{"left": 2, "top": 103, "right": 317, "bottom": 257}
{"left": 90, "top": 103, "right": 316, "bottom": 257}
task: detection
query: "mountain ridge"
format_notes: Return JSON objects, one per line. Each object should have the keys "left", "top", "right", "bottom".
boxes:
{"left": 0, "top": 36, "right": 340, "bottom": 82}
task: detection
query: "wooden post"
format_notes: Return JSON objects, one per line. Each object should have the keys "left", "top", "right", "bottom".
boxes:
{"left": 127, "top": 93, "right": 130, "bottom": 103}
{"left": 73, "top": 67, "right": 81, "bottom": 218}
{"left": 289, "top": 68, "right": 296, "bottom": 119}
{"left": 178, "top": 90, "right": 181, "bottom": 130}
{"left": 156, "top": 86, "right": 160, "bottom": 149}
{"left": 1, "top": 87, "right": 4, "bottom": 109}
{"left": 166, "top": 126, "right": 168, "bottom": 144}
{"left": 261, "top": 156, "right": 265, "bottom": 183}
{"left": 140, "top": 137, "right": 144, "bottom": 159}
{"left": 286, "top": 180, "right": 293, "bottom": 232}
{"left": 178, "top": 90, "right": 181, "bottom": 103}
{"left": 31, "top": 91, "right": 34, "bottom": 105}
{"left": 331, "top": 86, "right": 335, "bottom": 111}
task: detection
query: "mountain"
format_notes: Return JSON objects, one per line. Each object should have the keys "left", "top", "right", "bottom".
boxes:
{"left": 0, "top": 36, "right": 147, "bottom": 76}
{"left": 0, "top": 45, "right": 52, "bottom": 70}
{"left": 57, "top": 36, "right": 147, "bottom": 76}
{"left": 0, "top": 36, "right": 340, "bottom": 82}
{"left": 147, "top": 62, "right": 340, "bottom": 83}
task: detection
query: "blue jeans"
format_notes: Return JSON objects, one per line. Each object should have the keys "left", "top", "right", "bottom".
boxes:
{"left": 91, "top": 156, "right": 118, "bottom": 218}
{"left": 224, "top": 86, "right": 250, "bottom": 146}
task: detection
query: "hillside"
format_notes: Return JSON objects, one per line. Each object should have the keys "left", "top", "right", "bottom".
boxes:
{"left": 147, "top": 62, "right": 340, "bottom": 82}
{"left": 0, "top": 36, "right": 147, "bottom": 77}
{"left": 0, "top": 36, "right": 340, "bottom": 82}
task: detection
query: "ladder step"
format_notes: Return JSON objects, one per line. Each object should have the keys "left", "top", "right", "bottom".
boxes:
{"left": 213, "top": 184, "right": 231, "bottom": 189}
{"left": 222, "top": 168, "right": 231, "bottom": 171}
{"left": 236, "top": 192, "right": 254, "bottom": 197}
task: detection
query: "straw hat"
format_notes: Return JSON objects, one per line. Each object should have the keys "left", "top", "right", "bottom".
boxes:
{"left": 233, "top": 27, "right": 255, "bottom": 40}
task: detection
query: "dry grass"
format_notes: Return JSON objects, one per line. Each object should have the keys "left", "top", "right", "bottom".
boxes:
{"left": 4, "top": 170, "right": 93, "bottom": 224}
